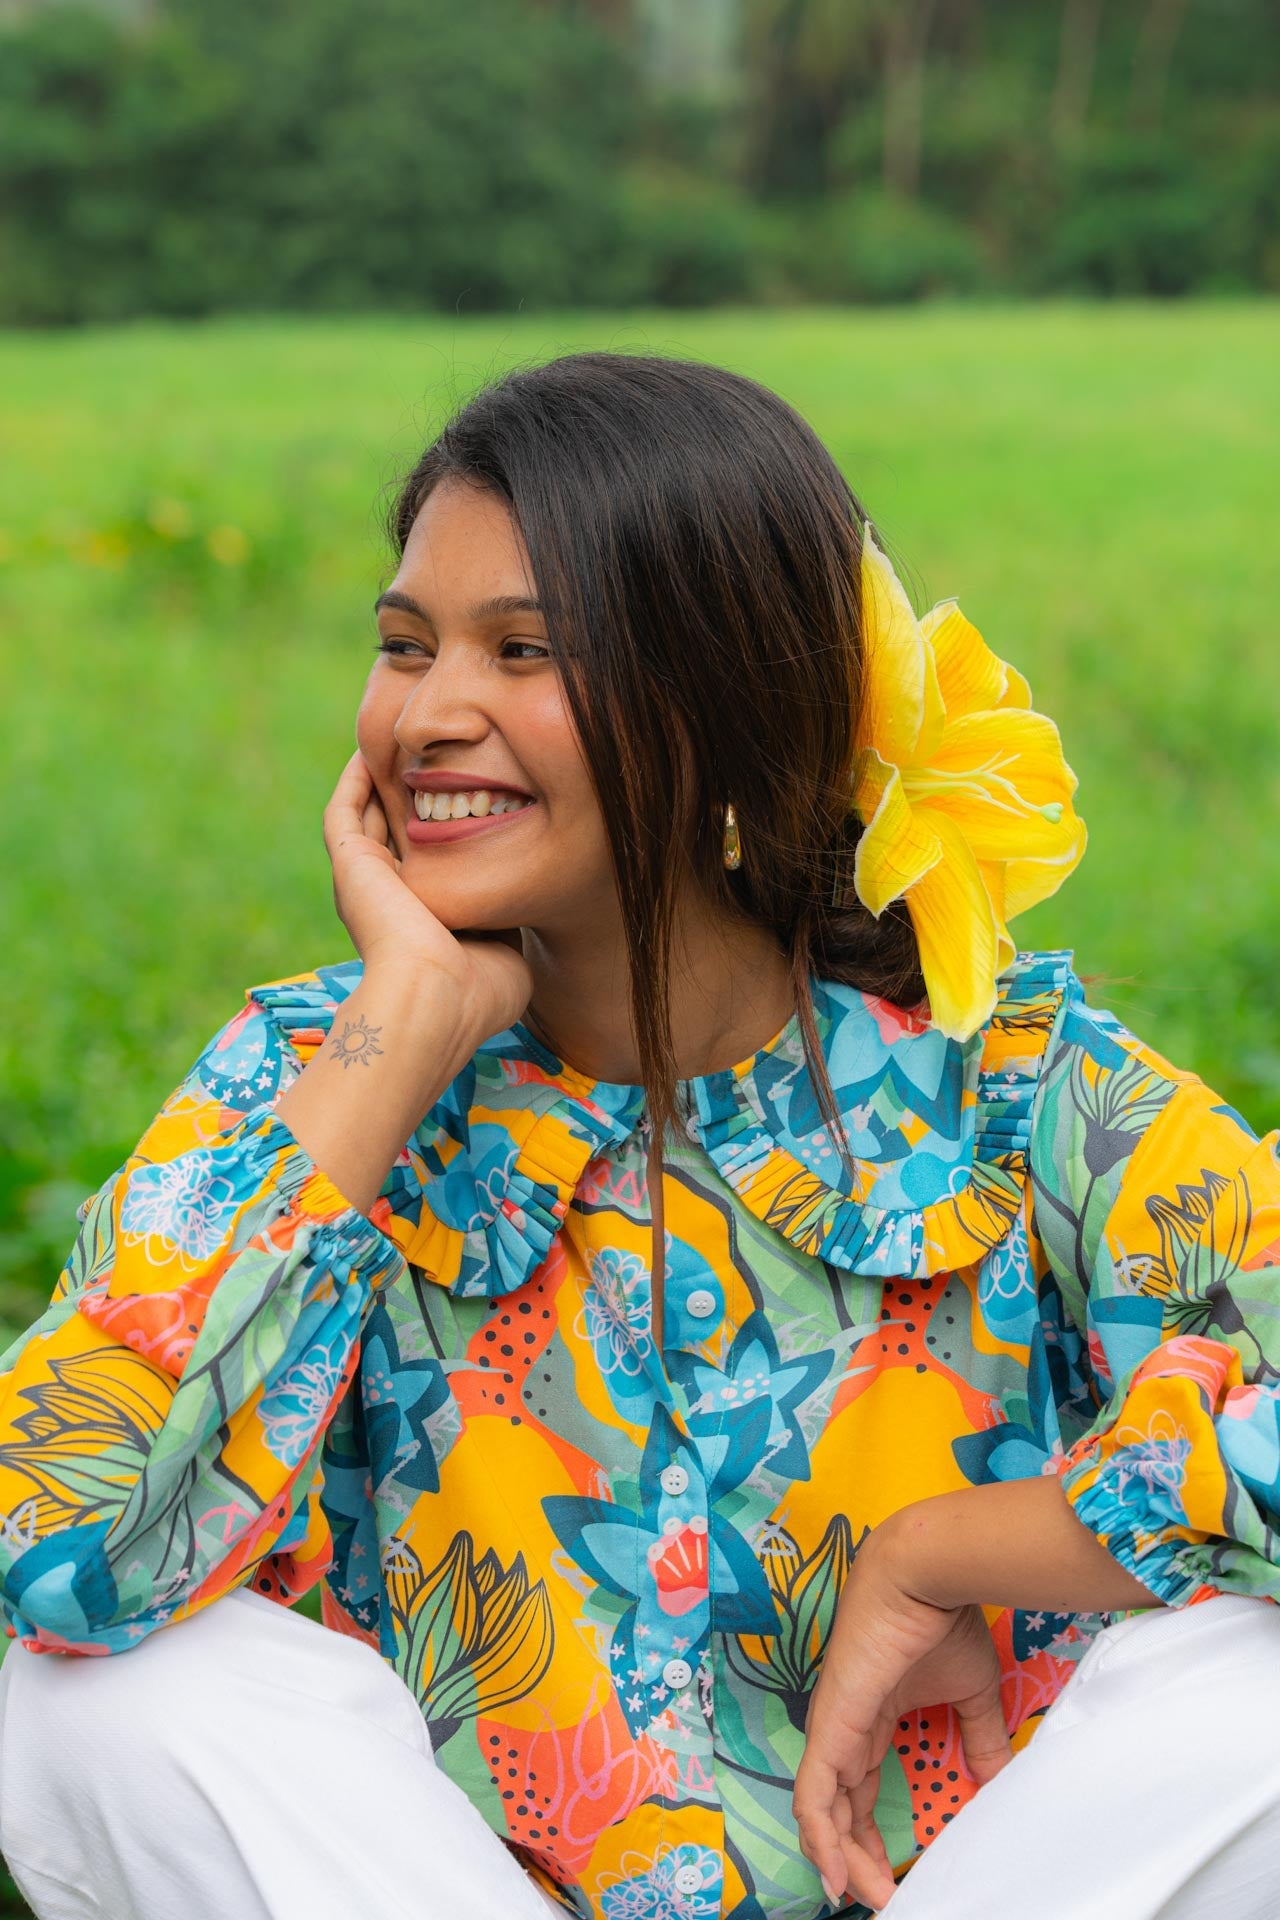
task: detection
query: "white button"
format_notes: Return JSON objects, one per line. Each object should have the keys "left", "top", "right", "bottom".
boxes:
{"left": 660, "top": 1464, "right": 689, "bottom": 1496}
{"left": 662, "top": 1657, "right": 693, "bottom": 1691}
{"left": 673, "top": 1866, "right": 702, "bottom": 1895}
{"left": 686, "top": 1288, "right": 717, "bottom": 1319}
{"left": 684, "top": 1112, "right": 701, "bottom": 1142}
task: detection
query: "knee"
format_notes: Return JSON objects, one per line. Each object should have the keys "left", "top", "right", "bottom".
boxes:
{"left": 0, "top": 1625, "right": 188, "bottom": 1840}
{"left": 0, "top": 1591, "right": 286, "bottom": 1831}
{"left": 0, "top": 1636, "right": 142, "bottom": 1873}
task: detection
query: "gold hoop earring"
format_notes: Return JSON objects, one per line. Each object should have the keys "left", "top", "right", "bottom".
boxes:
{"left": 722, "top": 801, "right": 742, "bottom": 870}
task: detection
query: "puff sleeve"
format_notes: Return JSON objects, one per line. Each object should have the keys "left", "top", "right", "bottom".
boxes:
{"left": 1029, "top": 974, "right": 1280, "bottom": 1607}
{"left": 0, "top": 997, "right": 404, "bottom": 1654}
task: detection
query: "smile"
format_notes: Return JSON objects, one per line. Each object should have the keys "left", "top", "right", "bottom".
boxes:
{"left": 412, "top": 788, "right": 532, "bottom": 821}
{"left": 404, "top": 794, "right": 538, "bottom": 846}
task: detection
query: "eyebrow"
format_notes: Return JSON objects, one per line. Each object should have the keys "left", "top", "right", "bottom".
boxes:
{"left": 373, "top": 589, "right": 545, "bottom": 623}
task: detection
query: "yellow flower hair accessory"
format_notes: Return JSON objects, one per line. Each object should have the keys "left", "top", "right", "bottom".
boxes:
{"left": 835, "top": 528, "right": 1087, "bottom": 1042}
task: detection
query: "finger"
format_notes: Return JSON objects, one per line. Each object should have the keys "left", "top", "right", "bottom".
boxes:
{"left": 955, "top": 1687, "right": 1014, "bottom": 1786}
{"left": 792, "top": 1754, "right": 853, "bottom": 1907}
{"left": 841, "top": 1768, "right": 896, "bottom": 1911}
{"left": 323, "top": 752, "right": 376, "bottom": 858}
{"left": 838, "top": 1833, "right": 897, "bottom": 1914}
{"left": 845, "top": 1765, "right": 891, "bottom": 1869}
{"left": 362, "top": 790, "right": 390, "bottom": 848}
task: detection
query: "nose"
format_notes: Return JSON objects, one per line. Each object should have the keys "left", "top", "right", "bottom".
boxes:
{"left": 392, "top": 644, "right": 492, "bottom": 756}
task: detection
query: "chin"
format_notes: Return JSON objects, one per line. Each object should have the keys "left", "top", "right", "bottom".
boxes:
{"left": 397, "top": 861, "right": 529, "bottom": 932}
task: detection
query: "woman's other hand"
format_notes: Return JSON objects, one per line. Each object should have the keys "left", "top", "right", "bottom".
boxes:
{"left": 792, "top": 1522, "right": 1012, "bottom": 1912}
{"left": 324, "top": 750, "right": 532, "bottom": 1042}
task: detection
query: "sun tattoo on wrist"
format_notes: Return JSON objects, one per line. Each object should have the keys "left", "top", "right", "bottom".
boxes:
{"left": 330, "top": 1015, "right": 384, "bottom": 1068}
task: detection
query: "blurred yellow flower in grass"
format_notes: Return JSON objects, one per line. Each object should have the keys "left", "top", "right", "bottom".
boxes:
{"left": 148, "top": 497, "right": 193, "bottom": 540}
{"left": 81, "top": 530, "right": 130, "bottom": 571}
{"left": 207, "top": 524, "right": 251, "bottom": 567}
{"left": 849, "top": 530, "right": 1087, "bottom": 1041}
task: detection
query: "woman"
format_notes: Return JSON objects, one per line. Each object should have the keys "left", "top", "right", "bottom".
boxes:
{"left": 1, "top": 353, "right": 1278, "bottom": 1920}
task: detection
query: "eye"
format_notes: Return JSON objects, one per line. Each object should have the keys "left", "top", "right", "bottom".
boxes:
{"left": 502, "top": 639, "right": 551, "bottom": 661}
{"left": 375, "top": 636, "right": 428, "bottom": 659}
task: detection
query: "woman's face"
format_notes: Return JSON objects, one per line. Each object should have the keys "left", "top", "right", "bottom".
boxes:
{"left": 358, "top": 478, "right": 615, "bottom": 935}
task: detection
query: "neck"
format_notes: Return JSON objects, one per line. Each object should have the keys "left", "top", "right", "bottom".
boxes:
{"left": 519, "top": 897, "right": 794, "bottom": 1088}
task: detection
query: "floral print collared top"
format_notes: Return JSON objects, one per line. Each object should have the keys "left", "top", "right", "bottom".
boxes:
{"left": 3, "top": 949, "right": 1280, "bottom": 1920}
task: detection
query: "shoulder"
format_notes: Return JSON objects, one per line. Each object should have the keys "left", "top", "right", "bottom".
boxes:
{"left": 694, "top": 948, "right": 1079, "bottom": 1280}
{"left": 1028, "top": 965, "right": 1266, "bottom": 1284}
{"left": 1030, "top": 965, "right": 1260, "bottom": 1166}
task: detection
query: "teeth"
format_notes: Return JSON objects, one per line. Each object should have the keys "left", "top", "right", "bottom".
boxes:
{"left": 412, "top": 789, "right": 531, "bottom": 821}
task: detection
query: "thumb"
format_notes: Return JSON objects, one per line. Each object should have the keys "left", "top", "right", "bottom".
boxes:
{"left": 953, "top": 1684, "right": 1013, "bottom": 1786}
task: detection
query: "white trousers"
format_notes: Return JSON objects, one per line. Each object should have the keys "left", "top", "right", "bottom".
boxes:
{"left": 1, "top": 1586, "right": 1278, "bottom": 1920}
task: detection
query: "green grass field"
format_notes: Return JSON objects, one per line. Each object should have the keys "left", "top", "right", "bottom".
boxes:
{"left": 1, "top": 302, "right": 1278, "bottom": 1341}
{"left": 0, "top": 300, "right": 1277, "bottom": 1917}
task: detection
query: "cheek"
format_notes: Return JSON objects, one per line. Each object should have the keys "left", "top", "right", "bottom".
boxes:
{"left": 355, "top": 675, "right": 396, "bottom": 767}
{"left": 525, "top": 685, "right": 594, "bottom": 808}
{"left": 355, "top": 676, "right": 408, "bottom": 828}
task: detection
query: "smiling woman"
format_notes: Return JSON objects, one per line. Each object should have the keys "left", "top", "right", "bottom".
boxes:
{"left": 1, "top": 353, "right": 1279, "bottom": 1920}
{"left": 366, "top": 504, "right": 560, "bottom": 861}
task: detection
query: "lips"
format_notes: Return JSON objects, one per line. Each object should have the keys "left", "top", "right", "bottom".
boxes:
{"left": 401, "top": 769, "right": 534, "bottom": 798}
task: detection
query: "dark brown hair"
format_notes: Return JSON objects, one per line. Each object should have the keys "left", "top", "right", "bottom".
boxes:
{"left": 388, "top": 352, "right": 924, "bottom": 1170}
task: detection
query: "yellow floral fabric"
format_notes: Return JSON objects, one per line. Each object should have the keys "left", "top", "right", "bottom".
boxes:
{"left": 2, "top": 950, "right": 1279, "bottom": 1919}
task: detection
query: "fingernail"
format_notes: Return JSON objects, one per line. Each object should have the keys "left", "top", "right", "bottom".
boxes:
{"left": 820, "top": 1877, "right": 842, "bottom": 1908}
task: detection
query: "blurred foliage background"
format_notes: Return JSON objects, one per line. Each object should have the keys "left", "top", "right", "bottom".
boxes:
{"left": 0, "top": 0, "right": 1278, "bottom": 320}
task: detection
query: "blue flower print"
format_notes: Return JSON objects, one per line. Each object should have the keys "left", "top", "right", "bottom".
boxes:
{"left": 361, "top": 1300, "right": 453, "bottom": 1497}
{"left": 544, "top": 1405, "right": 777, "bottom": 1738}
{"left": 576, "top": 1246, "right": 655, "bottom": 1406}
{"left": 425, "top": 1121, "right": 519, "bottom": 1233}
{"left": 602, "top": 1844, "right": 723, "bottom": 1920}
{"left": 668, "top": 1310, "right": 832, "bottom": 1485}
{"left": 258, "top": 1349, "right": 347, "bottom": 1469}
{"left": 119, "top": 1150, "right": 241, "bottom": 1264}
{"left": 975, "top": 1210, "right": 1039, "bottom": 1344}
{"left": 953, "top": 1322, "right": 1065, "bottom": 1489}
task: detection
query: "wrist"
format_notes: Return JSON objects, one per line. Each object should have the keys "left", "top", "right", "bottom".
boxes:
{"left": 355, "top": 960, "right": 483, "bottom": 1062}
{"left": 870, "top": 1481, "right": 1167, "bottom": 1615}
{"left": 864, "top": 1501, "right": 958, "bottom": 1612}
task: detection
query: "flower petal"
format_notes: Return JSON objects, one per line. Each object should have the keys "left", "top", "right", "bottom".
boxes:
{"left": 1004, "top": 810, "right": 1088, "bottom": 918}
{"left": 858, "top": 530, "right": 944, "bottom": 766}
{"left": 852, "top": 749, "right": 943, "bottom": 915}
{"left": 1000, "top": 663, "right": 1033, "bottom": 709}
{"left": 903, "top": 814, "right": 1002, "bottom": 1042}
{"left": 978, "top": 860, "right": 1018, "bottom": 976}
{"left": 908, "top": 710, "right": 1084, "bottom": 864}
{"left": 919, "top": 601, "right": 1032, "bottom": 718}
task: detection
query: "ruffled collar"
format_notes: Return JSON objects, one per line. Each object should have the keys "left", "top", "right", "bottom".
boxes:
{"left": 250, "top": 948, "right": 1076, "bottom": 1294}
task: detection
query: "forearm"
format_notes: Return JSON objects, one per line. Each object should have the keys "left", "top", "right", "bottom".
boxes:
{"left": 274, "top": 967, "right": 480, "bottom": 1215}
{"left": 882, "top": 1475, "right": 1164, "bottom": 1614}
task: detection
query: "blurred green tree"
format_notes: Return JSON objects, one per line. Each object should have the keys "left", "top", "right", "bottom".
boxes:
{"left": 0, "top": 0, "right": 641, "bottom": 320}
{"left": 0, "top": 0, "right": 1276, "bottom": 317}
